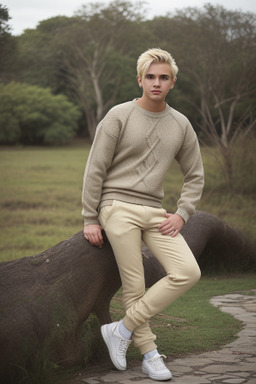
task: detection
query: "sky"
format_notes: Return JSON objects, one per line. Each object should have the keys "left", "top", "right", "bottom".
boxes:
{"left": 6, "top": 0, "right": 256, "bottom": 36}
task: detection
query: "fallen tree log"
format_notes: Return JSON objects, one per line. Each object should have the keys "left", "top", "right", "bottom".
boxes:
{"left": 0, "top": 211, "right": 255, "bottom": 381}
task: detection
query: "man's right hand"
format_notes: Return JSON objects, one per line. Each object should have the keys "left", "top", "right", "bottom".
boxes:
{"left": 83, "top": 224, "right": 104, "bottom": 248}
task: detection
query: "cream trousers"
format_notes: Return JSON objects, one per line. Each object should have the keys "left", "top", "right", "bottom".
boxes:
{"left": 99, "top": 201, "right": 201, "bottom": 355}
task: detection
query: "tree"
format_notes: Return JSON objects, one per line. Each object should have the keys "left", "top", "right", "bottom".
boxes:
{"left": 0, "top": 211, "right": 255, "bottom": 382}
{"left": 10, "top": 16, "right": 74, "bottom": 92}
{"left": 170, "top": 5, "right": 256, "bottom": 189}
{"left": 57, "top": 0, "right": 149, "bottom": 139}
{"left": 0, "top": 4, "right": 17, "bottom": 82}
{"left": 6, "top": 7, "right": 152, "bottom": 138}
{"left": 0, "top": 82, "right": 81, "bottom": 145}
{"left": 145, "top": 16, "right": 202, "bottom": 130}
{"left": 0, "top": 3, "right": 10, "bottom": 34}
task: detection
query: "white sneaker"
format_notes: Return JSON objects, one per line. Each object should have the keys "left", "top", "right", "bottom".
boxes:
{"left": 142, "top": 353, "right": 172, "bottom": 381}
{"left": 101, "top": 321, "right": 132, "bottom": 371}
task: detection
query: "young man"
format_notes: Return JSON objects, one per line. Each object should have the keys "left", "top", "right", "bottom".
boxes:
{"left": 82, "top": 48, "right": 204, "bottom": 381}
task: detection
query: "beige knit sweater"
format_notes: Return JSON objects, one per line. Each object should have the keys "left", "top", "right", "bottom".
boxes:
{"left": 82, "top": 99, "right": 204, "bottom": 225}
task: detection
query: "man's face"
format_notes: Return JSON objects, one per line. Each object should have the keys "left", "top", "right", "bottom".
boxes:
{"left": 137, "top": 62, "right": 176, "bottom": 103}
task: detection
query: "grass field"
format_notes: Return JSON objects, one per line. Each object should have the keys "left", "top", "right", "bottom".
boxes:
{"left": 0, "top": 140, "right": 255, "bottom": 383}
{"left": 0, "top": 144, "right": 85, "bottom": 261}
{"left": 0, "top": 140, "right": 255, "bottom": 262}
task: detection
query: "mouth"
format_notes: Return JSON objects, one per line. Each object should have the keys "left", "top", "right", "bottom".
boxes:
{"left": 152, "top": 90, "right": 161, "bottom": 95}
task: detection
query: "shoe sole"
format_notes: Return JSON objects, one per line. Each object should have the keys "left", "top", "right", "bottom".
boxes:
{"left": 101, "top": 324, "right": 126, "bottom": 371}
{"left": 142, "top": 367, "right": 172, "bottom": 381}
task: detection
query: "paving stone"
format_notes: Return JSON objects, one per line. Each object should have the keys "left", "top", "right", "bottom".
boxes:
{"left": 172, "top": 375, "right": 211, "bottom": 383}
{"left": 201, "top": 364, "right": 237, "bottom": 374}
{"left": 221, "top": 306, "right": 246, "bottom": 316}
{"left": 206, "top": 374, "right": 236, "bottom": 381}
{"left": 169, "top": 364, "right": 193, "bottom": 373}
{"left": 231, "top": 362, "right": 256, "bottom": 372}
{"left": 245, "top": 357, "right": 256, "bottom": 362}
{"left": 246, "top": 322, "right": 256, "bottom": 328}
{"left": 238, "top": 329, "right": 255, "bottom": 336}
{"left": 242, "top": 303, "right": 256, "bottom": 312}
{"left": 236, "top": 372, "right": 250, "bottom": 378}
{"left": 206, "top": 354, "right": 242, "bottom": 363}
{"left": 172, "top": 357, "right": 213, "bottom": 367}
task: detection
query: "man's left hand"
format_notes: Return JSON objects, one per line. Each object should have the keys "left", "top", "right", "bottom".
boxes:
{"left": 158, "top": 212, "right": 185, "bottom": 237}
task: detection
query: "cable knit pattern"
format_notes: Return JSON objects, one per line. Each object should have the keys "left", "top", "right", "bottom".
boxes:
{"left": 82, "top": 99, "right": 204, "bottom": 225}
{"left": 132, "top": 120, "right": 161, "bottom": 188}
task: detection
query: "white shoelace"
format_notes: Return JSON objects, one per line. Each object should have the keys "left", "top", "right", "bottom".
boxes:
{"left": 148, "top": 354, "right": 168, "bottom": 371}
{"left": 117, "top": 338, "right": 131, "bottom": 357}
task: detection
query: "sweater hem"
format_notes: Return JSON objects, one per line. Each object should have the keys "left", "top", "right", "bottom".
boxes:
{"left": 99, "top": 192, "right": 162, "bottom": 210}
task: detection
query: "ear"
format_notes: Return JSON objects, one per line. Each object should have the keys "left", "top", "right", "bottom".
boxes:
{"left": 170, "top": 77, "right": 177, "bottom": 90}
{"left": 137, "top": 75, "right": 142, "bottom": 88}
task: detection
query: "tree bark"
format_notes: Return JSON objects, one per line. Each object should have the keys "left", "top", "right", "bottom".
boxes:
{"left": 0, "top": 211, "right": 255, "bottom": 381}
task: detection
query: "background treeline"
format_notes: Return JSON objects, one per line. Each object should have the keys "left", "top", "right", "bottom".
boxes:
{"left": 0, "top": 0, "right": 256, "bottom": 190}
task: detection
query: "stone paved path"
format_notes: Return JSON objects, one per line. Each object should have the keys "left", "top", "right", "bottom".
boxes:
{"left": 73, "top": 292, "right": 256, "bottom": 384}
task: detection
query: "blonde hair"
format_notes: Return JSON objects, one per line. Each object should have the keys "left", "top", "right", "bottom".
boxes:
{"left": 137, "top": 48, "right": 179, "bottom": 80}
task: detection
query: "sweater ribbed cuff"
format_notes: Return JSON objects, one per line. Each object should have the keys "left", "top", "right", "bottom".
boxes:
{"left": 175, "top": 208, "right": 190, "bottom": 223}
{"left": 83, "top": 217, "right": 100, "bottom": 226}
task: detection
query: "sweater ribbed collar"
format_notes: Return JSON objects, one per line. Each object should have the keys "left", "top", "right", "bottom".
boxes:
{"left": 132, "top": 99, "right": 171, "bottom": 118}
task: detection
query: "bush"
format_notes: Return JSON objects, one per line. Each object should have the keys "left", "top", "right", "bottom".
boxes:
{"left": 0, "top": 82, "right": 81, "bottom": 145}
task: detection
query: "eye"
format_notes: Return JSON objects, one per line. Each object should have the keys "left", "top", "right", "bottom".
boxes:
{"left": 161, "top": 75, "right": 169, "bottom": 80}
{"left": 145, "top": 74, "right": 154, "bottom": 79}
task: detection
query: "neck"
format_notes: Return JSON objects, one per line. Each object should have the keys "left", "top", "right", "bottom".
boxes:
{"left": 136, "top": 98, "right": 166, "bottom": 112}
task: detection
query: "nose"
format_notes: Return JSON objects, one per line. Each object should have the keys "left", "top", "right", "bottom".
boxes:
{"left": 153, "top": 77, "right": 160, "bottom": 87}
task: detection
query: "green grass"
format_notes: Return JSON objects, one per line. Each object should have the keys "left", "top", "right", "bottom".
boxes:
{"left": 152, "top": 275, "right": 255, "bottom": 357}
{"left": 0, "top": 144, "right": 87, "bottom": 261}
{"left": 0, "top": 141, "right": 255, "bottom": 262}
